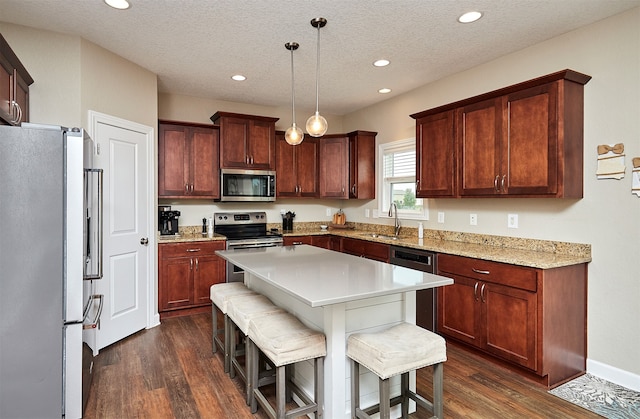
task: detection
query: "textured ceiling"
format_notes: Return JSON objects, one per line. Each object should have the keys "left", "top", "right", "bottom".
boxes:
{"left": 1, "top": 0, "right": 638, "bottom": 115}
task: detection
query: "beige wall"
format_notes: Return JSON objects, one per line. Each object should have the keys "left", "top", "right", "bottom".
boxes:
{"left": 344, "top": 7, "right": 640, "bottom": 378}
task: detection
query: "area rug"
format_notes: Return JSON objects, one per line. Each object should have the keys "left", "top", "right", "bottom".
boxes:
{"left": 549, "top": 374, "right": 640, "bottom": 418}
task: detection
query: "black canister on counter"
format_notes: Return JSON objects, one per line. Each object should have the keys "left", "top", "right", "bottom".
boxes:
{"left": 282, "top": 211, "right": 295, "bottom": 231}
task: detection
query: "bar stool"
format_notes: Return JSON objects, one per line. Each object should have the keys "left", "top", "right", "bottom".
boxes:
{"left": 226, "top": 293, "right": 285, "bottom": 404}
{"left": 248, "top": 311, "right": 326, "bottom": 419}
{"left": 347, "top": 322, "right": 446, "bottom": 419}
{"left": 209, "top": 282, "right": 256, "bottom": 373}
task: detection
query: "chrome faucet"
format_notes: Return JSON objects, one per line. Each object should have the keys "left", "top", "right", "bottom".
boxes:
{"left": 388, "top": 203, "right": 400, "bottom": 236}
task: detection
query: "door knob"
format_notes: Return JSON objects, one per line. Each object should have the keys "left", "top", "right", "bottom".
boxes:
{"left": 140, "top": 237, "right": 149, "bottom": 245}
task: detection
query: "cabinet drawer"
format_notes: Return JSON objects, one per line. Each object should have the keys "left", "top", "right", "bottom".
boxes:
{"left": 438, "top": 254, "right": 537, "bottom": 292}
{"left": 160, "top": 241, "right": 225, "bottom": 258}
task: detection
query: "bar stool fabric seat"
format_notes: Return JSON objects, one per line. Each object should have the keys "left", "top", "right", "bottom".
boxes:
{"left": 210, "top": 282, "right": 255, "bottom": 314}
{"left": 248, "top": 312, "right": 326, "bottom": 367}
{"left": 347, "top": 322, "right": 446, "bottom": 380}
{"left": 227, "top": 294, "right": 285, "bottom": 334}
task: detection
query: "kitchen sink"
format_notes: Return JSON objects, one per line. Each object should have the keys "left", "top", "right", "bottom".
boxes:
{"left": 361, "top": 233, "right": 400, "bottom": 241}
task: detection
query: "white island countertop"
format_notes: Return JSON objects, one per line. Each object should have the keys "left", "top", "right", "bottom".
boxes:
{"left": 216, "top": 245, "right": 453, "bottom": 307}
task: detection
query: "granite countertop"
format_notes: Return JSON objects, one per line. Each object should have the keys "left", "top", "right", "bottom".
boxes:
{"left": 158, "top": 222, "right": 591, "bottom": 270}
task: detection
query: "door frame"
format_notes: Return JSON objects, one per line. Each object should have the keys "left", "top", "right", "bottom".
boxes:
{"left": 88, "top": 110, "right": 159, "bottom": 330}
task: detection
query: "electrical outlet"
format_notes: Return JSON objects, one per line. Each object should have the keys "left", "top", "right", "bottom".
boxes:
{"left": 508, "top": 213, "right": 518, "bottom": 228}
{"left": 470, "top": 214, "right": 477, "bottom": 225}
{"left": 365, "top": 209, "right": 370, "bottom": 218}
{"left": 326, "top": 208, "right": 332, "bottom": 217}
{"left": 437, "top": 212, "right": 445, "bottom": 223}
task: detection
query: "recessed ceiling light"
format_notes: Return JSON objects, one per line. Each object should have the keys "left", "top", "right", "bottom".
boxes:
{"left": 231, "top": 74, "right": 247, "bottom": 81}
{"left": 458, "top": 11, "right": 483, "bottom": 23}
{"left": 373, "top": 59, "right": 390, "bottom": 67}
{"left": 378, "top": 88, "right": 392, "bottom": 94}
{"left": 104, "top": 0, "right": 130, "bottom": 10}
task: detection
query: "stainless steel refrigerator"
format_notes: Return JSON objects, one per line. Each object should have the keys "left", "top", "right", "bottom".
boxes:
{"left": 0, "top": 123, "right": 103, "bottom": 418}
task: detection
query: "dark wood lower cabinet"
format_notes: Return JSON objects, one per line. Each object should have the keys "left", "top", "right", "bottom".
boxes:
{"left": 437, "top": 253, "right": 587, "bottom": 388}
{"left": 159, "top": 241, "right": 226, "bottom": 319}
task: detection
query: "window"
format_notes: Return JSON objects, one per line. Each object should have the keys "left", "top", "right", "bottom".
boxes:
{"left": 378, "top": 138, "right": 427, "bottom": 220}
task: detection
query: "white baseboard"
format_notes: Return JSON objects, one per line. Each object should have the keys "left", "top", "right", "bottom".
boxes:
{"left": 587, "top": 358, "right": 640, "bottom": 392}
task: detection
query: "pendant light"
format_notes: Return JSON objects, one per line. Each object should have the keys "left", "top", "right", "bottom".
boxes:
{"left": 306, "top": 17, "right": 328, "bottom": 137}
{"left": 284, "top": 42, "right": 304, "bottom": 145}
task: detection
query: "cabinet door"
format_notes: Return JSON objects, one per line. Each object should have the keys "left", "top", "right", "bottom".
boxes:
{"left": 0, "top": 57, "right": 12, "bottom": 123}
{"left": 437, "top": 275, "right": 482, "bottom": 348}
{"left": 483, "top": 282, "right": 537, "bottom": 370}
{"left": 158, "top": 124, "right": 190, "bottom": 197}
{"left": 458, "top": 98, "right": 502, "bottom": 196}
{"left": 296, "top": 138, "right": 320, "bottom": 197}
{"left": 320, "top": 136, "right": 348, "bottom": 198}
{"left": 13, "top": 70, "right": 29, "bottom": 124}
{"left": 193, "top": 254, "right": 226, "bottom": 306}
{"left": 159, "top": 257, "right": 193, "bottom": 311}
{"left": 220, "top": 116, "right": 249, "bottom": 168}
{"left": 503, "top": 82, "right": 558, "bottom": 195}
{"left": 190, "top": 127, "right": 219, "bottom": 198}
{"left": 311, "top": 235, "right": 332, "bottom": 249}
{"left": 275, "top": 133, "right": 298, "bottom": 197}
{"left": 349, "top": 132, "right": 376, "bottom": 199}
{"left": 416, "top": 111, "right": 456, "bottom": 197}
{"left": 247, "top": 119, "right": 276, "bottom": 169}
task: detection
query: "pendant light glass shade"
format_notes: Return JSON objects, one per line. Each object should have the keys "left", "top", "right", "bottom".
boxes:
{"left": 285, "top": 42, "right": 304, "bottom": 145}
{"left": 306, "top": 17, "right": 328, "bottom": 137}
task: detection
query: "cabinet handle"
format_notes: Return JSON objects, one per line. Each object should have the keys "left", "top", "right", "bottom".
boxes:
{"left": 190, "top": 258, "right": 193, "bottom": 270}
{"left": 472, "top": 268, "right": 490, "bottom": 275}
{"left": 250, "top": 156, "right": 254, "bottom": 165}
{"left": 494, "top": 175, "right": 500, "bottom": 192}
{"left": 501, "top": 175, "right": 506, "bottom": 192}
{"left": 185, "top": 183, "right": 189, "bottom": 194}
{"left": 186, "top": 248, "right": 201, "bottom": 252}
{"left": 351, "top": 184, "right": 356, "bottom": 195}
{"left": 474, "top": 282, "right": 479, "bottom": 301}
{"left": 195, "top": 257, "right": 199, "bottom": 271}
{"left": 481, "top": 283, "right": 486, "bottom": 303}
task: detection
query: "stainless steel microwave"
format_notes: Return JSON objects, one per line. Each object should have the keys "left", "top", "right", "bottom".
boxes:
{"left": 220, "top": 169, "right": 276, "bottom": 202}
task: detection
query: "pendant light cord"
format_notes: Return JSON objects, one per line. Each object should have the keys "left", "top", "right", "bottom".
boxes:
{"left": 290, "top": 47, "right": 296, "bottom": 124}
{"left": 314, "top": 24, "right": 320, "bottom": 113}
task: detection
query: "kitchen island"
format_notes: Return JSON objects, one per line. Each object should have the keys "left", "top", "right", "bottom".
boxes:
{"left": 216, "top": 244, "right": 453, "bottom": 419}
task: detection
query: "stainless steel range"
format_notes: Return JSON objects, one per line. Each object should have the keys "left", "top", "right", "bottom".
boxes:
{"left": 214, "top": 211, "right": 283, "bottom": 282}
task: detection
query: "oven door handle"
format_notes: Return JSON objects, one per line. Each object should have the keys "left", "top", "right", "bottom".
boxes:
{"left": 228, "top": 242, "right": 282, "bottom": 250}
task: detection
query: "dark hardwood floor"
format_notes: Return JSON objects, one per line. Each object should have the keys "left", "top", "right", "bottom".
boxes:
{"left": 84, "top": 313, "right": 599, "bottom": 418}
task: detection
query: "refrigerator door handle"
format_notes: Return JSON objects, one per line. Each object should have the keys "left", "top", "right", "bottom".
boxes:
{"left": 84, "top": 169, "right": 104, "bottom": 280}
{"left": 83, "top": 294, "right": 104, "bottom": 329}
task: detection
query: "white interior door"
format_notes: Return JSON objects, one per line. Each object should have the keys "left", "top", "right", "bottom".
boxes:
{"left": 90, "top": 113, "right": 155, "bottom": 350}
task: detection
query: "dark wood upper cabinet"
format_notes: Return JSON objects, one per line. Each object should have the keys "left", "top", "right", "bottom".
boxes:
{"left": 415, "top": 110, "right": 457, "bottom": 197}
{"left": 411, "top": 69, "right": 591, "bottom": 198}
{"left": 158, "top": 121, "right": 219, "bottom": 199}
{"left": 275, "top": 132, "right": 320, "bottom": 198}
{"left": 211, "top": 111, "right": 278, "bottom": 170}
{"left": 0, "top": 33, "right": 33, "bottom": 126}
{"left": 319, "top": 135, "right": 349, "bottom": 198}
{"left": 348, "top": 131, "right": 377, "bottom": 199}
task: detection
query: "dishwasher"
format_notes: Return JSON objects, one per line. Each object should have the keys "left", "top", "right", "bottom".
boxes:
{"left": 390, "top": 246, "right": 437, "bottom": 331}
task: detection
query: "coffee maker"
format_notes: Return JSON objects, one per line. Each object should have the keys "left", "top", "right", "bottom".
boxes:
{"left": 158, "top": 205, "right": 180, "bottom": 235}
